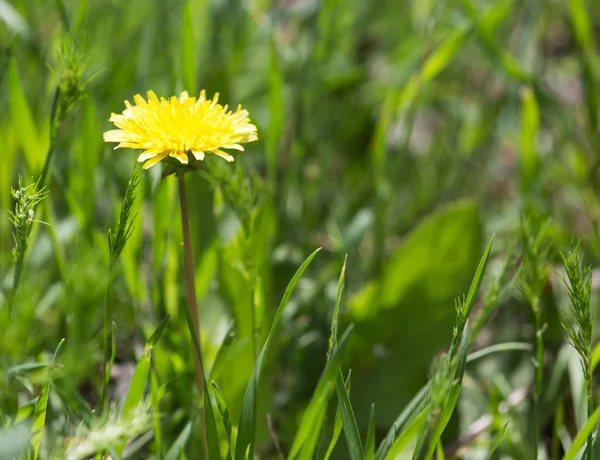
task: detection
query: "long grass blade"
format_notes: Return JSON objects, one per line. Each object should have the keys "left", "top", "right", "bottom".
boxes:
{"left": 235, "top": 248, "right": 321, "bottom": 460}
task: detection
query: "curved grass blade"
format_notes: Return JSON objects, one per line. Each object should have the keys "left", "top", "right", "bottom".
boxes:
{"left": 466, "top": 342, "right": 532, "bottom": 363}
{"left": 289, "top": 325, "right": 354, "bottom": 459}
{"left": 365, "top": 404, "right": 376, "bottom": 460}
{"left": 463, "top": 235, "right": 495, "bottom": 318}
{"left": 165, "top": 421, "right": 193, "bottom": 460}
{"left": 323, "top": 384, "right": 348, "bottom": 460}
{"left": 235, "top": 248, "right": 322, "bottom": 460}
{"left": 212, "top": 381, "right": 233, "bottom": 455}
{"left": 376, "top": 384, "right": 430, "bottom": 460}
{"left": 384, "top": 409, "right": 428, "bottom": 460}
{"left": 29, "top": 338, "right": 64, "bottom": 460}
{"left": 28, "top": 383, "right": 48, "bottom": 460}
{"left": 336, "top": 369, "right": 364, "bottom": 460}
{"left": 564, "top": 404, "right": 600, "bottom": 460}
{"left": 488, "top": 421, "right": 510, "bottom": 456}
{"left": 425, "top": 321, "right": 471, "bottom": 459}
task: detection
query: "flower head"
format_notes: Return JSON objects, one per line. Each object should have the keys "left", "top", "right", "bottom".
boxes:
{"left": 104, "top": 90, "right": 258, "bottom": 169}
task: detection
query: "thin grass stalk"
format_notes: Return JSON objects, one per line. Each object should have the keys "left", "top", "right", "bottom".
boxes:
{"left": 177, "top": 174, "right": 209, "bottom": 458}
{"left": 100, "top": 262, "right": 113, "bottom": 411}
{"left": 532, "top": 301, "right": 543, "bottom": 460}
{"left": 587, "top": 369, "right": 593, "bottom": 460}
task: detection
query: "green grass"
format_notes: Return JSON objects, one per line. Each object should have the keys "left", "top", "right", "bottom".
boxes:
{"left": 2, "top": 0, "right": 600, "bottom": 458}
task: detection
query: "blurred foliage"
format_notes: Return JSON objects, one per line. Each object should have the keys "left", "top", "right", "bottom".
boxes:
{"left": 1, "top": 0, "right": 600, "bottom": 458}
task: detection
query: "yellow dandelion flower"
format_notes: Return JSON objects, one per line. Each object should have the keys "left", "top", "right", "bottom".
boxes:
{"left": 103, "top": 90, "right": 258, "bottom": 169}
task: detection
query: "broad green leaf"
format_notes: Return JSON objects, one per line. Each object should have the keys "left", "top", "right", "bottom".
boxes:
{"left": 122, "top": 348, "right": 150, "bottom": 419}
{"left": 350, "top": 201, "right": 482, "bottom": 425}
{"left": 336, "top": 369, "right": 364, "bottom": 460}
{"left": 122, "top": 315, "right": 170, "bottom": 432}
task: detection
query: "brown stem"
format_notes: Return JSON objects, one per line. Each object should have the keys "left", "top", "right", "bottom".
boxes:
{"left": 178, "top": 174, "right": 209, "bottom": 458}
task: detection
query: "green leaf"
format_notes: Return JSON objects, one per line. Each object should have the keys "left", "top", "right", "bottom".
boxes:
{"left": 350, "top": 201, "right": 482, "bottom": 426}
{"left": 336, "top": 369, "right": 364, "bottom": 460}
{"left": 329, "top": 256, "right": 347, "bottom": 356}
{"left": 463, "top": 234, "right": 495, "bottom": 319}
{"left": 29, "top": 383, "right": 49, "bottom": 460}
{"left": 147, "top": 314, "right": 171, "bottom": 347}
{"left": 570, "top": 0, "right": 593, "bottom": 52}
{"left": 384, "top": 410, "right": 428, "bottom": 460}
{"left": 425, "top": 321, "right": 471, "bottom": 459}
{"left": 165, "top": 421, "right": 193, "bottom": 460}
{"left": 365, "top": 404, "right": 376, "bottom": 460}
{"left": 520, "top": 86, "right": 539, "bottom": 192}
{"left": 7, "top": 58, "right": 42, "bottom": 173}
{"left": 466, "top": 342, "right": 531, "bottom": 363}
{"left": 122, "top": 347, "right": 151, "bottom": 419}
{"left": 488, "top": 421, "right": 510, "bottom": 456}
{"left": 122, "top": 315, "right": 170, "bottom": 441}
{"left": 563, "top": 404, "right": 600, "bottom": 460}
{"left": 235, "top": 248, "right": 321, "bottom": 460}
{"left": 212, "top": 381, "right": 233, "bottom": 454}
{"left": 376, "top": 384, "right": 430, "bottom": 460}
{"left": 180, "top": 0, "right": 196, "bottom": 94}
{"left": 323, "top": 375, "right": 351, "bottom": 460}
{"left": 289, "top": 325, "right": 354, "bottom": 460}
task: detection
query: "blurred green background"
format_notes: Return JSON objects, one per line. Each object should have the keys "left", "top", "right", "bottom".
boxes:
{"left": 1, "top": 0, "right": 600, "bottom": 458}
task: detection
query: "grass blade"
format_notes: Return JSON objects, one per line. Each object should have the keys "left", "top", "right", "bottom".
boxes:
{"left": 212, "top": 381, "right": 233, "bottom": 455}
{"left": 365, "top": 404, "right": 376, "bottom": 460}
{"left": 425, "top": 321, "right": 471, "bottom": 459}
{"left": 235, "top": 248, "right": 322, "bottom": 460}
{"left": 28, "top": 383, "right": 49, "bottom": 460}
{"left": 376, "top": 384, "right": 430, "bottom": 460}
{"left": 181, "top": 297, "right": 221, "bottom": 460}
{"left": 289, "top": 324, "right": 354, "bottom": 459}
{"left": 384, "top": 410, "right": 428, "bottom": 460}
{"left": 336, "top": 369, "right": 364, "bottom": 460}
{"left": 564, "top": 404, "right": 600, "bottom": 460}
{"left": 488, "top": 421, "right": 510, "bottom": 456}
{"left": 463, "top": 235, "right": 495, "bottom": 318}
{"left": 165, "top": 421, "right": 193, "bottom": 460}
{"left": 323, "top": 380, "right": 349, "bottom": 460}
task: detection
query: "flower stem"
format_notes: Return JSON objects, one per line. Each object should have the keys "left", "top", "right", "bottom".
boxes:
{"left": 177, "top": 174, "right": 209, "bottom": 458}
